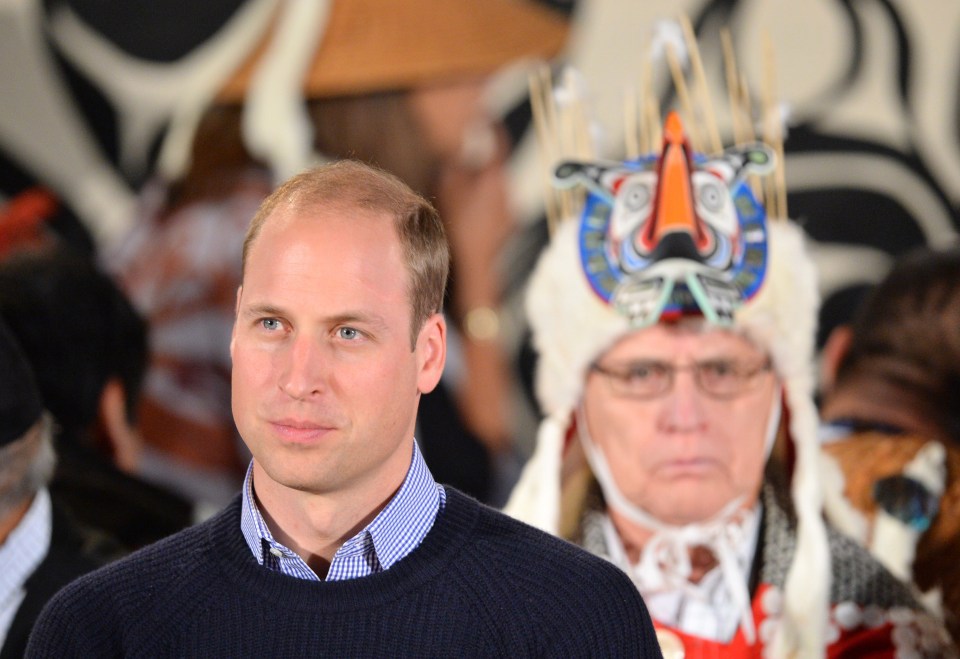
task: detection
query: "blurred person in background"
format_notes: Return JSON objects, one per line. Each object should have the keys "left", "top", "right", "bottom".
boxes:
{"left": 0, "top": 241, "right": 194, "bottom": 549}
{"left": 107, "top": 0, "right": 570, "bottom": 508}
{"left": 820, "top": 244, "right": 960, "bottom": 643}
{"left": 0, "top": 320, "right": 107, "bottom": 659}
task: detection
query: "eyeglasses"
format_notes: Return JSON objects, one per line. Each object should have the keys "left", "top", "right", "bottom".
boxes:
{"left": 873, "top": 475, "right": 940, "bottom": 532}
{"left": 590, "top": 358, "right": 773, "bottom": 400}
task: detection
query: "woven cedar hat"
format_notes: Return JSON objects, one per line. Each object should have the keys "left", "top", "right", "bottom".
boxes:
{"left": 0, "top": 317, "right": 43, "bottom": 447}
{"left": 192, "top": 0, "right": 570, "bottom": 184}
{"left": 217, "top": 0, "right": 569, "bottom": 101}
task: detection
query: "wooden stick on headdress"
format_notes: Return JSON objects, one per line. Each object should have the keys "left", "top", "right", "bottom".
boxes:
{"left": 624, "top": 82, "right": 641, "bottom": 160}
{"left": 640, "top": 52, "right": 661, "bottom": 154}
{"left": 664, "top": 43, "right": 700, "bottom": 152}
{"left": 762, "top": 30, "right": 788, "bottom": 220}
{"left": 719, "top": 28, "right": 773, "bottom": 207}
{"left": 679, "top": 14, "right": 722, "bottom": 155}
{"left": 529, "top": 66, "right": 560, "bottom": 234}
{"left": 721, "top": 29, "right": 746, "bottom": 146}
{"left": 529, "top": 65, "right": 595, "bottom": 236}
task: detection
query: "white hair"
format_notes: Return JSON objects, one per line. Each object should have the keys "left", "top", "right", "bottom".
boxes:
{"left": 0, "top": 413, "right": 57, "bottom": 519}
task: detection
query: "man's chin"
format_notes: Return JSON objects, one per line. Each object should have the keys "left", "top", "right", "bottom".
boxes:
{"left": 646, "top": 487, "right": 735, "bottom": 526}
{"left": 257, "top": 460, "right": 338, "bottom": 495}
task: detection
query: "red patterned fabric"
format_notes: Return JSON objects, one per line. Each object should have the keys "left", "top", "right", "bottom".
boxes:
{"left": 653, "top": 583, "right": 951, "bottom": 658}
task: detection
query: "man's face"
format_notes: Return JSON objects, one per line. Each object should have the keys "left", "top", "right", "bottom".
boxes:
{"left": 581, "top": 323, "right": 777, "bottom": 526}
{"left": 230, "top": 206, "right": 445, "bottom": 500}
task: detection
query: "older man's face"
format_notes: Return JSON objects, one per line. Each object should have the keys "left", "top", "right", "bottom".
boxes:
{"left": 581, "top": 323, "right": 778, "bottom": 526}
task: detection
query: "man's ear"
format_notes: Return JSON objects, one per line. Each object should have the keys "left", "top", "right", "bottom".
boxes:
{"left": 820, "top": 324, "right": 853, "bottom": 392}
{"left": 98, "top": 378, "right": 142, "bottom": 473}
{"left": 415, "top": 313, "right": 446, "bottom": 394}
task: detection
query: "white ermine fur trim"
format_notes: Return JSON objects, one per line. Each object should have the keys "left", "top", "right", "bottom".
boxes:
{"left": 523, "top": 218, "right": 632, "bottom": 421}
{"left": 504, "top": 416, "right": 563, "bottom": 534}
{"left": 773, "top": 361, "right": 829, "bottom": 658}
{"left": 820, "top": 452, "right": 869, "bottom": 544}
{"left": 743, "top": 220, "right": 829, "bottom": 657}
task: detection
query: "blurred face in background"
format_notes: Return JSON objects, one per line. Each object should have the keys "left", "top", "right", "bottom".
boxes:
{"left": 408, "top": 77, "right": 495, "bottom": 168}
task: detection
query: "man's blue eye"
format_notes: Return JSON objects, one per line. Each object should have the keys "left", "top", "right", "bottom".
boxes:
{"left": 261, "top": 318, "right": 280, "bottom": 331}
{"left": 339, "top": 327, "right": 359, "bottom": 340}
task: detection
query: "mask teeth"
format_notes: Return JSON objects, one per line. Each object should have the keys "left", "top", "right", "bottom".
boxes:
{"left": 612, "top": 275, "right": 673, "bottom": 327}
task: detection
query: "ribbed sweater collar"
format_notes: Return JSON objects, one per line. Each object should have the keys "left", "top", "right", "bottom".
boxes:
{"left": 200, "top": 487, "right": 480, "bottom": 613}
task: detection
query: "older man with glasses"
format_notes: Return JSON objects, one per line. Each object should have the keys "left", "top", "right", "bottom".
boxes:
{"left": 506, "top": 112, "right": 954, "bottom": 657}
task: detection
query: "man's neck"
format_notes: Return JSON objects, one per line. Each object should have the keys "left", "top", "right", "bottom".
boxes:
{"left": 606, "top": 498, "right": 765, "bottom": 584}
{"left": 608, "top": 510, "right": 719, "bottom": 583}
{"left": 251, "top": 460, "right": 409, "bottom": 577}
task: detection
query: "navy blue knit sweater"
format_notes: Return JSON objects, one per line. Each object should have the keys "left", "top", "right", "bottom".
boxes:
{"left": 27, "top": 488, "right": 661, "bottom": 657}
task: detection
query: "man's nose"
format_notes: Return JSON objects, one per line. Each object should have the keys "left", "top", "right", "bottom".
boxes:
{"left": 278, "top": 334, "right": 327, "bottom": 400}
{"left": 660, "top": 369, "right": 707, "bottom": 432}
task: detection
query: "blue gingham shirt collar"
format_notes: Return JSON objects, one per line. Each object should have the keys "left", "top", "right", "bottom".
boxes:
{"left": 241, "top": 441, "right": 445, "bottom": 581}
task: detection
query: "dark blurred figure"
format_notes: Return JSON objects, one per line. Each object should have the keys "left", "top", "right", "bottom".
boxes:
{"left": 0, "top": 320, "right": 106, "bottom": 659}
{"left": 0, "top": 243, "right": 193, "bottom": 551}
{"left": 820, "top": 244, "right": 960, "bottom": 643}
{"left": 820, "top": 245, "right": 960, "bottom": 442}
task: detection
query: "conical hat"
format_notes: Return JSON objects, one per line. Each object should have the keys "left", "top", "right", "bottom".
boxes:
{"left": 218, "top": 0, "right": 569, "bottom": 101}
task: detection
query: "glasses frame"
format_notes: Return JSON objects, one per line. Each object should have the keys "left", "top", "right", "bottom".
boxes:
{"left": 589, "top": 358, "right": 773, "bottom": 400}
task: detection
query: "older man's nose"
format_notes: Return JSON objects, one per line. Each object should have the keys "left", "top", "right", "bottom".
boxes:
{"left": 660, "top": 369, "right": 708, "bottom": 433}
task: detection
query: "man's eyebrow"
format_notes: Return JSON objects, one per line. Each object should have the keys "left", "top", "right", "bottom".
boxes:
{"left": 239, "top": 303, "right": 285, "bottom": 319}
{"left": 325, "top": 311, "right": 390, "bottom": 331}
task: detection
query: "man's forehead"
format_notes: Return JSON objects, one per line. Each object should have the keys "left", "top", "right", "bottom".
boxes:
{"left": 248, "top": 203, "right": 400, "bottom": 266}
{"left": 605, "top": 321, "right": 768, "bottom": 358}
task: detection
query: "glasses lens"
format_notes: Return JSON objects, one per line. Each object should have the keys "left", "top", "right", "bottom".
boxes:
{"left": 696, "top": 361, "right": 743, "bottom": 396}
{"left": 596, "top": 359, "right": 771, "bottom": 399}
{"left": 620, "top": 362, "right": 670, "bottom": 398}
{"left": 873, "top": 475, "right": 939, "bottom": 532}
{"left": 595, "top": 362, "right": 670, "bottom": 398}
{"left": 696, "top": 360, "right": 769, "bottom": 398}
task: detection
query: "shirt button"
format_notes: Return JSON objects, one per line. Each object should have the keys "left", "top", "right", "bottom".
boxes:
{"left": 269, "top": 547, "right": 283, "bottom": 558}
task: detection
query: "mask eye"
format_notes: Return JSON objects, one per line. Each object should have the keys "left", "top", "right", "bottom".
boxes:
{"left": 698, "top": 180, "right": 724, "bottom": 213}
{"left": 623, "top": 182, "right": 650, "bottom": 212}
